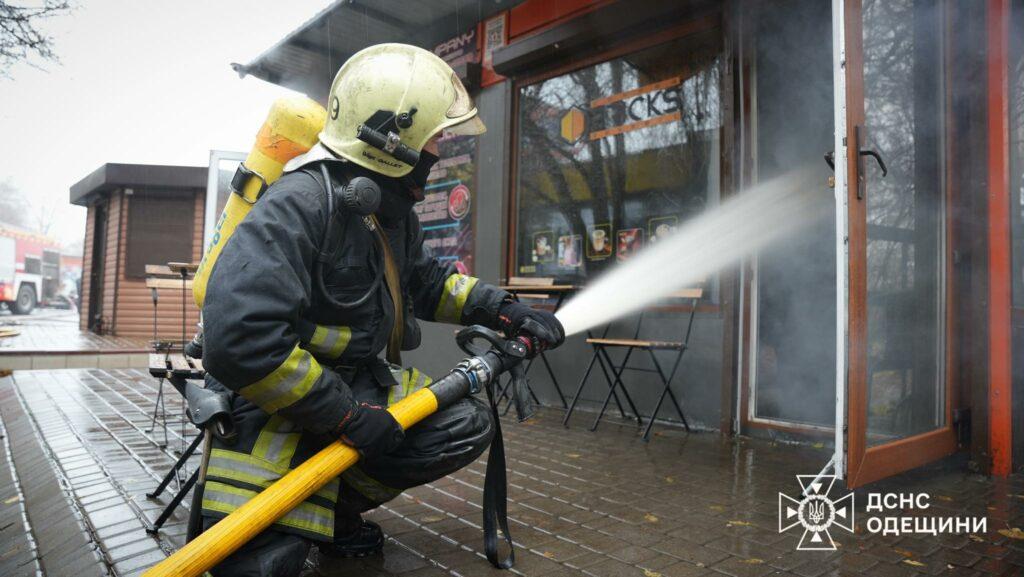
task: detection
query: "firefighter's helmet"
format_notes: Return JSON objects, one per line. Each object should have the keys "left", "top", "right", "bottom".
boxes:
{"left": 316, "top": 43, "right": 485, "bottom": 178}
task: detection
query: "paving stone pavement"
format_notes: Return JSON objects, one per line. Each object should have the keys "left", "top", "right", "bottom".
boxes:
{"left": 0, "top": 310, "right": 145, "bottom": 353}
{"left": 1, "top": 367, "right": 1023, "bottom": 577}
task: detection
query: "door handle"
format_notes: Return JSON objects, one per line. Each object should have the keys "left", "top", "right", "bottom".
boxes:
{"left": 824, "top": 141, "right": 886, "bottom": 194}
{"left": 859, "top": 149, "right": 887, "bottom": 177}
{"left": 853, "top": 126, "right": 887, "bottom": 200}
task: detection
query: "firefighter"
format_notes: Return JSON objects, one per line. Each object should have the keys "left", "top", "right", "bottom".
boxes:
{"left": 199, "top": 43, "right": 564, "bottom": 576}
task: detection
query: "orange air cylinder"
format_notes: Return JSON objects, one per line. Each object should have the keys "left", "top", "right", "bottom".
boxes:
{"left": 193, "top": 97, "right": 327, "bottom": 307}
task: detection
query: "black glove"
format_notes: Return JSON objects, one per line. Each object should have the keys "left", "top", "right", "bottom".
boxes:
{"left": 336, "top": 402, "right": 405, "bottom": 458}
{"left": 497, "top": 299, "right": 565, "bottom": 352}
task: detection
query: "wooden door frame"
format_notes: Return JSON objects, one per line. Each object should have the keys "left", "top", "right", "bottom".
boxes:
{"left": 987, "top": 0, "right": 1012, "bottom": 477}
{"left": 844, "top": 0, "right": 957, "bottom": 488}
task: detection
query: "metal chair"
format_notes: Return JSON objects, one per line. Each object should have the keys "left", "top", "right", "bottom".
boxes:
{"left": 563, "top": 288, "right": 703, "bottom": 441}
{"left": 145, "top": 351, "right": 235, "bottom": 540}
{"left": 144, "top": 262, "right": 198, "bottom": 452}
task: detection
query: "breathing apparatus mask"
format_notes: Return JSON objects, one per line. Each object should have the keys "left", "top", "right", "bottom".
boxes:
{"left": 402, "top": 149, "right": 439, "bottom": 201}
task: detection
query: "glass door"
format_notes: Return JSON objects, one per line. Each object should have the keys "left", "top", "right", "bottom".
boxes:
{"left": 843, "top": 0, "right": 956, "bottom": 488}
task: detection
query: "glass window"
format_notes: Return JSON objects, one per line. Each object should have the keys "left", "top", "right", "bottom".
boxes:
{"left": 513, "top": 29, "right": 722, "bottom": 286}
{"left": 750, "top": 0, "right": 837, "bottom": 428}
{"left": 1012, "top": 0, "right": 1024, "bottom": 307}
{"left": 861, "top": 0, "right": 946, "bottom": 444}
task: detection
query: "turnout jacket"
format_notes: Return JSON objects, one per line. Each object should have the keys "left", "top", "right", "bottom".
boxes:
{"left": 200, "top": 162, "right": 508, "bottom": 539}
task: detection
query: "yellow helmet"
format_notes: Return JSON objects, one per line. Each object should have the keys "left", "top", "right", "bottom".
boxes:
{"left": 318, "top": 43, "right": 486, "bottom": 178}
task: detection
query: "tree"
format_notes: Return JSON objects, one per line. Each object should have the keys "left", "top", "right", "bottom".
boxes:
{"left": 0, "top": 0, "right": 72, "bottom": 74}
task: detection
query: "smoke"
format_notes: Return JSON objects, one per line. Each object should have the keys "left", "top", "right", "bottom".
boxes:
{"left": 556, "top": 168, "right": 830, "bottom": 336}
{"left": 750, "top": 0, "right": 837, "bottom": 426}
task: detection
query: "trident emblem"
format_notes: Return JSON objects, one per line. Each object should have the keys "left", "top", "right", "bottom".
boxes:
{"left": 779, "top": 475, "right": 855, "bottom": 551}
{"left": 807, "top": 500, "right": 826, "bottom": 525}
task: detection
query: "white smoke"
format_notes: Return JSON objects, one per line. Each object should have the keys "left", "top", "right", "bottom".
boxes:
{"left": 556, "top": 169, "right": 831, "bottom": 336}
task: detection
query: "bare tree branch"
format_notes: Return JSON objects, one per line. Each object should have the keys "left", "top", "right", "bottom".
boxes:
{"left": 0, "top": 0, "right": 72, "bottom": 75}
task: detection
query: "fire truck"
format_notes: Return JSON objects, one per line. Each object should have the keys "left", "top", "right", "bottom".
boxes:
{"left": 0, "top": 224, "right": 61, "bottom": 315}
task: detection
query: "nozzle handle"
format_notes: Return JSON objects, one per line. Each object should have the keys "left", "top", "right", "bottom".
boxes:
{"left": 456, "top": 325, "right": 528, "bottom": 361}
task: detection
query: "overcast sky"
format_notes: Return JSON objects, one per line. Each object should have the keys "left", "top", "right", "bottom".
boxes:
{"left": 0, "top": 0, "right": 332, "bottom": 246}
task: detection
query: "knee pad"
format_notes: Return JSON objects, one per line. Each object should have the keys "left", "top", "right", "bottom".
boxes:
{"left": 357, "top": 397, "right": 494, "bottom": 489}
{"left": 414, "top": 397, "right": 494, "bottom": 461}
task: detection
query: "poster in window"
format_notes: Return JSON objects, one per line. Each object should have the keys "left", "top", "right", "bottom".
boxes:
{"left": 414, "top": 133, "right": 477, "bottom": 274}
{"left": 558, "top": 235, "right": 581, "bottom": 267}
{"left": 532, "top": 231, "right": 555, "bottom": 263}
{"left": 648, "top": 216, "right": 678, "bottom": 245}
{"left": 514, "top": 28, "right": 722, "bottom": 285}
{"left": 586, "top": 224, "right": 613, "bottom": 260}
{"left": 616, "top": 228, "right": 643, "bottom": 261}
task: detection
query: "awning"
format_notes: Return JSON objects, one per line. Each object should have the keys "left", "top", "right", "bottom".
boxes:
{"left": 70, "top": 163, "right": 206, "bottom": 206}
{"left": 232, "top": 0, "right": 523, "bottom": 101}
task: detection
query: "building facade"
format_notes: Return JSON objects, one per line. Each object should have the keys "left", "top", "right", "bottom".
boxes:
{"left": 228, "top": 0, "right": 1022, "bottom": 487}
{"left": 70, "top": 163, "right": 206, "bottom": 339}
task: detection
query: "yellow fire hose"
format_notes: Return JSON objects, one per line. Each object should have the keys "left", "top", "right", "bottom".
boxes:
{"left": 144, "top": 327, "right": 529, "bottom": 577}
{"left": 143, "top": 388, "right": 438, "bottom": 577}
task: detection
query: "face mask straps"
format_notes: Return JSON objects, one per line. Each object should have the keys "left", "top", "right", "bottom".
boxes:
{"left": 402, "top": 149, "right": 440, "bottom": 202}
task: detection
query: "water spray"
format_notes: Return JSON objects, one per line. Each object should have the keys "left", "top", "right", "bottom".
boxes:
{"left": 556, "top": 169, "right": 830, "bottom": 336}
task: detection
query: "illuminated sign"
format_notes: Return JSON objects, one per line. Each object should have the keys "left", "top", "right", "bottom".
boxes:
{"left": 558, "top": 76, "right": 684, "bottom": 143}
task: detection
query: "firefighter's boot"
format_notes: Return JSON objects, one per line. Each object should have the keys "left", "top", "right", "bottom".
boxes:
{"left": 318, "top": 514, "right": 384, "bottom": 559}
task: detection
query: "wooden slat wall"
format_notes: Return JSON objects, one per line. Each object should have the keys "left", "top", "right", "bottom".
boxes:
{"left": 100, "top": 193, "right": 121, "bottom": 332}
{"left": 111, "top": 189, "right": 204, "bottom": 339}
{"left": 79, "top": 205, "right": 96, "bottom": 331}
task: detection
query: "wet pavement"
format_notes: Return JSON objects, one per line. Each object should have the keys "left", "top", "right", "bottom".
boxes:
{"left": 0, "top": 310, "right": 147, "bottom": 370}
{"left": 1, "top": 367, "right": 1023, "bottom": 577}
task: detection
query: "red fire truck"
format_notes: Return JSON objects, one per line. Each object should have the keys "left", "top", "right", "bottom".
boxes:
{"left": 0, "top": 224, "right": 61, "bottom": 315}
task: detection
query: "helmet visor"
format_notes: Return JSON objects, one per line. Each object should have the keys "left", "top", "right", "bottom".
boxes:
{"left": 444, "top": 114, "right": 487, "bottom": 136}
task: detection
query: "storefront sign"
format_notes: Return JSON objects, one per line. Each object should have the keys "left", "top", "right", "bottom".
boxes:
{"left": 559, "top": 76, "right": 685, "bottom": 144}
{"left": 432, "top": 26, "right": 479, "bottom": 71}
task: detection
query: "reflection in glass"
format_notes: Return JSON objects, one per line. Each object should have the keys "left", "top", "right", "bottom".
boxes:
{"left": 514, "top": 29, "right": 722, "bottom": 286}
{"left": 862, "top": 0, "right": 946, "bottom": 444}
{"left": 215, "top": 159, "right": 243, "bottom": 218}
{"left": 1011, "top": 0, "right": 1024, "bottom": 306}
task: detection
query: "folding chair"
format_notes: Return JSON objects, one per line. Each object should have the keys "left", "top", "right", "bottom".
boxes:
{"left": 494, "top": 277, "right": 577, "bottom": 412}
{"left": 564, "top": 288, "right": 702, "bottom": 441}
{"left": 145, "top": 351, "right": 236, "bottom": 540}
{"left": 144, "top": 263, "right": 196, "bottom": 451}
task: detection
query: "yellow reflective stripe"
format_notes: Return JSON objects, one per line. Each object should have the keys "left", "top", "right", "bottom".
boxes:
{"left": 341, "top": 465, "right": 403, "bottom": 503}
{"left": 252, "top": 415, "right": 301, "bottom": 469}
{"left": 306, "top": 325, "right": 352, "bottom": 359}
{"left": 202, "top": 481, "right": 334, "bottom": 537}
{"left": 434, "top": 274, "right": 479, "bottom": 324}
{"left": 387, "top": 368, "right": 432, "bottom": 406}
{"left": 207, "top": 449, "right": 339, "bottom": 502}
{"left": 239, "top": 344, "right": 323, "bottom": 413}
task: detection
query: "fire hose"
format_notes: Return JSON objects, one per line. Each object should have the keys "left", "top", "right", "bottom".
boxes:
{"left": 143, "top": 325, "right": 536, "bottom": 577}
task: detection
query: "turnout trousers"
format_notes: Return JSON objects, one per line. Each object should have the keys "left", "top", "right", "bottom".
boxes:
{"left": 203, "top": 365, "right": 494, "bottom": 577}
